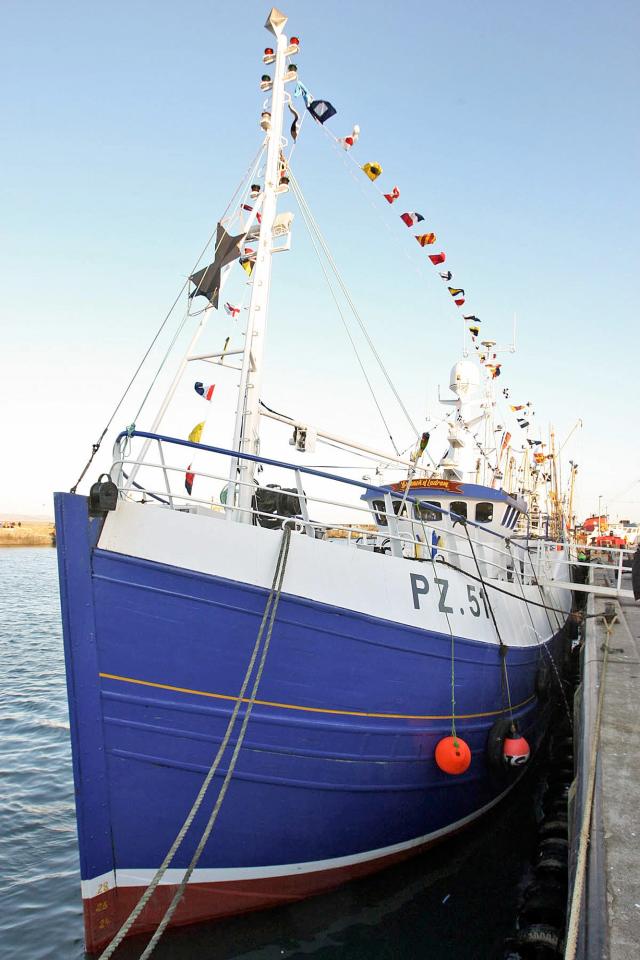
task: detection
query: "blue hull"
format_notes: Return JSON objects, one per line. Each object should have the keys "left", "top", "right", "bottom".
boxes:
{"left": 54, "top": 492, "right": 566, "bottom": 950}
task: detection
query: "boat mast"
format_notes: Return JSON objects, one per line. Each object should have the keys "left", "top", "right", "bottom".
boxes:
{"left": 228, "top": 7, "right": 289, "bottom": 520}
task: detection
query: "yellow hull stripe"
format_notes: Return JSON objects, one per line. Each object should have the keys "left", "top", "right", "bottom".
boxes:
{"left": 99, "top": 672, "right": 535, "bottom": 721}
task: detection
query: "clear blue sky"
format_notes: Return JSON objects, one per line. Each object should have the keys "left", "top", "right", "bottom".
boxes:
{"left": 1, "top": 0, "right": 638, "bottom": 520}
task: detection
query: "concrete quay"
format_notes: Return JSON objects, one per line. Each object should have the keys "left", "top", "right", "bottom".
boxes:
{"left": 568, "top": 568, "right": 640, "bottom": 959}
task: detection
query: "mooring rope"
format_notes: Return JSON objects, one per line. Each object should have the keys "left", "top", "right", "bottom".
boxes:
{"left": 525, "top": 544, "right": 563, "bottom": 635}
{"left": 504, "top": 539, "right": 573, "bottom": 726}
{"left": 461, "top": 524, "right": 514, "bottom": 718}
{"left": 436, "top": 554, "right": 575, "bottom": 618}
{"left": 98, "top": 524, "right": 292, "bottom": 960}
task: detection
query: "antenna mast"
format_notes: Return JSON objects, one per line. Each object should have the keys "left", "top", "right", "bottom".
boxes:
{"left": 229, "top": 8, "right": 290, "bottom": 519}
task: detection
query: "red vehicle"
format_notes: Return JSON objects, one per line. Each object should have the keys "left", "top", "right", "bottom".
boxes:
{"left": 593, "top": 535, "right": 626, "bottom": 548}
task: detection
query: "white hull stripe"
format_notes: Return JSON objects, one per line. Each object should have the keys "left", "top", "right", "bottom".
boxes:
{"left": 80, "top": 783, "right": 515, "bottom": 899}
{"left": 98, "top": 501, "right": 571, "bottom": 648}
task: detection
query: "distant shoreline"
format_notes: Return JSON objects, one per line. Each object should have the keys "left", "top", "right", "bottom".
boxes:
{"left": 0, "top": 521, "right": 56, "bottom": 547}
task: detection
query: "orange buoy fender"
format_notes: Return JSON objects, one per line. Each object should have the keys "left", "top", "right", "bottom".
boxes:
{"left": 434, "top": 736, "right": 472, "bottom": 775}
{"left": 503, "top": 733, "right": 531, "bottom": 767}
{"left": 486, "top": 719, "right": 531, "bottom": 771}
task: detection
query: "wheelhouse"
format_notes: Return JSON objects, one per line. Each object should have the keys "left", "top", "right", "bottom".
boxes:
{"left": 364, "top": 480, "right": 526, "bottom": 539}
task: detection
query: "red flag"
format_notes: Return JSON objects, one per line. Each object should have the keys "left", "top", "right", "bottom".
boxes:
{"left": 185, "top": 465, "right": 195, "bottom": 495}
{"left": 454, "top": 298, "right": 465, "bottom": 306}
{"left": 384, "top": 186, "right": 400, "bottom": 204}
{"left": 428, "top": 252, "right": 446, "bottom": 265}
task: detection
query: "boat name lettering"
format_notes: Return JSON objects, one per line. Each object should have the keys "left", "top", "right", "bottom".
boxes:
{"left": 410, "top": 573, "right": 430, "bottom": 608}
{"left": 434, "top": 577, "right": 453, "bottom": 614}
{"left": 410, "top": 574, "right": 490, "bottom": 619}
{"left": 391, "top": 478, "right": 463, "bottom": 494}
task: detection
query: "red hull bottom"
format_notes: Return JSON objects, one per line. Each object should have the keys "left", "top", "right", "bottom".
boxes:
{"left": 84, "top": 832, "right": 449, "bottom": 954}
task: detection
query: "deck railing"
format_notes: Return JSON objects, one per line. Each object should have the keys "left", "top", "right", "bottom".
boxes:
{"left": 111, "top": 430, "right": 583, "bottom": 589}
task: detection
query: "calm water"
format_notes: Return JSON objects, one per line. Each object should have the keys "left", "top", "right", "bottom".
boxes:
{"left": 0, "top": 547, "right": 539, "bottom": 960}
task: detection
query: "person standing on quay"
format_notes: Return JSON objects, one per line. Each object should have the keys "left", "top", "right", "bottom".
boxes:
{"left": 632, "top": 544, "right": 640, "bottom": 601}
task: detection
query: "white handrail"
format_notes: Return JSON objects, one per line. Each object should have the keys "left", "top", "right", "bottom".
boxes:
{"left": 112, "top": 451, "right": 564, "bottom": 584}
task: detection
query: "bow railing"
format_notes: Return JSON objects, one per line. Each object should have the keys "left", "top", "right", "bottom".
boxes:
{"left": 111, "top": 430, "right": 576, "bottom": 588}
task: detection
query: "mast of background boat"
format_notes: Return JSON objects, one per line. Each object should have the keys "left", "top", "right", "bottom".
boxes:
{"left": 227, "top": 7, "right": 289, "bottom": 521}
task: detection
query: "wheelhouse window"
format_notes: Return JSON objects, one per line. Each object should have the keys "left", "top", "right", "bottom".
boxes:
{"left": 449, "top": 501, "right": 467, "bottom": 522}
{"left": 371, "top": 499, "right": 388, "bottom": 526}
{"left": 475, "top": 501, "right": 493, "bottom": 523}
{"left": 393, "top": 499, "right": 410, "bottom": 518}
{"left": 415, "top": 500, "right": 442, "bottom": 522}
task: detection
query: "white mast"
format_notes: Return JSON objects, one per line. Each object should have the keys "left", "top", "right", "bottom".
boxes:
{"left": 228, "top": 7, "right": 289, "bottom": 520}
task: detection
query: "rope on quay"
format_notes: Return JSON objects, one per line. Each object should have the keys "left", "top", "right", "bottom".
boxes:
{"left": 98, "top": 524, "right": 292, "bottom": 960}
{"left": 563, "top": 604, "right": 616, "bottom": 960}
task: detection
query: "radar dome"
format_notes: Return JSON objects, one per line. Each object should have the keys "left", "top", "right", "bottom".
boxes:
{"left": 449, "top": 360, "right": 481, "bottom": 398}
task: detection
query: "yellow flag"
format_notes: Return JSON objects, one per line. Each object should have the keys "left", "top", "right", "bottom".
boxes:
{"left": 189, "top": 421, "right": 205, "bottom": 444}
{"left": 362, "top": 162, "right": 382, "bottom": 181}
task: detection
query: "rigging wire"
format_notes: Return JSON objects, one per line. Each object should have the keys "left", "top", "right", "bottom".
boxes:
{"left": 288, "top": 168, "right": 421, "bottom": 444}
{"left": 70, "top": 141, "right": 267, "bottom": 493}
{"left": 289, "top": 174, "right": 401, "bottom": 455}
{"left": 310, "top": 102, "right": 554, "bottom": 496}
{"left": 317, "top": 436, "right": 404, "bottom": 466}
{"left": 130, "top": 144, "right": 268, "bottom": 428}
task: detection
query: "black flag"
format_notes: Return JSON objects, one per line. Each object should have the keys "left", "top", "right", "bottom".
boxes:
{"left": 189, "top": 224, "right": 244, "bottom": 308}
{"left": 308, "top": 99, "right": 337, "bottom": 124}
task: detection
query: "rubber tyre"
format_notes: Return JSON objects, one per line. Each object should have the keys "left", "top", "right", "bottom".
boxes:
{"left": 519, "top": 891, "right": 566, "bottom": 928}
{"left": 515, "top": 923, "right": 561, "bottom": 957}
{"left": 538, "top": 820, "right": 568, "bottom": 840}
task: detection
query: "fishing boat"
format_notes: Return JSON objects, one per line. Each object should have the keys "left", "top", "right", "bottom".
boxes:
{"left": 54, "top": 8, "right": 574, "bottom": 954}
